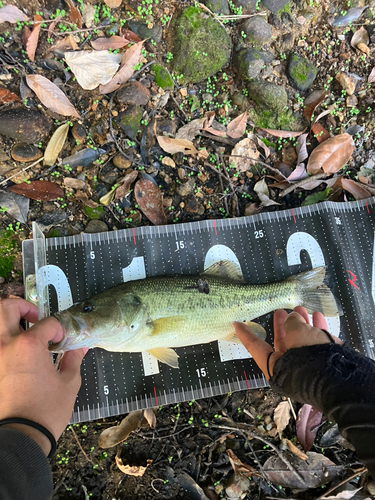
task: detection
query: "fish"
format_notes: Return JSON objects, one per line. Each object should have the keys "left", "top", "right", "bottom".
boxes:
{"left": 50, "top": 261, "right": 340, "bottom": 368}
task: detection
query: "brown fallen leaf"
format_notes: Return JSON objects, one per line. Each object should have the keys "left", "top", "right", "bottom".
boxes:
{"left": 350, "top": 26, "right": 369, "bottom": 49}
{"left": 0, "top": 87, "right": 20, "bottom": 104}
{"left": 48, "top": 34, "right": 79, "bottom": 53}
{"left": 99, "top": 40, "right": 146, "bottom": 94}
{"left": 134, "top": 179, "right": 167, "bottom": 225}
{"left": 285, "top": 439, "right": 308, "bottom": 460}
{"left": 306, "top": 133, "right": 354, "bottom": 175}
{"left": 296, "top": 404, "right": 322, "bottom": 452}
{"left": 143, "top": 408, "right": 156, "bottom": 429}
{"left": 202, "top": 127, "right": 227, "bottom": 137}
{"left": 63, "top": 177, "right": 87, "bottom": 190}
{"left": 104, "top": 0, "right": 122, "bottom": 7}
{"left": 121, "top": 29, "right": 142, "bottom": 43}
{"left": 157, "top": 136, "right": 198, "bottom": 156}
{"left": 91, "top": 36, "right": 129, "bottom": 51}
{"left": 335, "top": 177, "right": 371, "bottom": 200}
{"left": 230, "top": 137, "right": 259, "bottom": 172}
{"left": 288, "top": 163, "right": 308, "bottom": 181}
{"left": 25, "top": 14, "right": 42, "bottom": 62}
{"left": 248, "top": 133, "right": 270, "bottom": 159}
{"left": 227, "top": 111, "right": 248, "bottom": 139}
{"left": 273, "top": 401, "right": 291, "bottom": 436}
{"left": 66, "top": 0, "right": 82, "bottom": 28}
{"left": 312, "top": 122, "right": 330, "bottom": 143}
{"left": 8, "top": 180, "right": 63, "bottom": 201}
{"left": 303, "top": 90, "right": 329, "bottom": 121}
{"left": 320, "top": 487, "right": 363, "bottom": 500}
{"left": 44, "top": 122, "right": 70, "bottom": 166}
{"left": 0, "top": 5, "right": 28, "bottom": 23}
{"left": 257, "top": 127, "right": 305, "bottom": 138}
{"left": 176, "top": 112, "right": 214, "bottom": 141}
{"left": 368, "top": 67, "right": 375, "bottom": 84}
{"left": 357, "top": 42, "right": 370, "bottom": 56}
{"left": 227, "top": 450, "right": 261, "bottom": 478}
{"left": 254, "top": 179, "right": 281, "bottom": 207}
{"left": 99, "top": 410, "right": 144, "bottom": 448}
{"left": 74, "top": 190, "right": 98, "bottom": 208}
{"left": 114, "top": 170, "right": 138, "bottom": 200}
{"left": 26, "top": 75, "right": 80, "bottom": 118}
{"left": 116, "top": 450, "right": 152, "bottom": 476}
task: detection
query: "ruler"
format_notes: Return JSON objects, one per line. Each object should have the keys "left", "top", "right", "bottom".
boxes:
{"left": 22, "top": 198, "right": 375, "bottom": 423}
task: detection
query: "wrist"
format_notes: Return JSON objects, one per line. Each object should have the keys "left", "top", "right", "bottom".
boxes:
{"left": 0, "top": 423, "right": 52, "bottom": 457}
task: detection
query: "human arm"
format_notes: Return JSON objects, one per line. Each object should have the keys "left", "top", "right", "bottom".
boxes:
{"left": 234, "top": 308, "right": 375, "bottom": 476}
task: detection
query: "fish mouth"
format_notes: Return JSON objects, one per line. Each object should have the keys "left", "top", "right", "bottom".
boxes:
{"left": 50, "top": 311, "right": 92, "bottom": 352}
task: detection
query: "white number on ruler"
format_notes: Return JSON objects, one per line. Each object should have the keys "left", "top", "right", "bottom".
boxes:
{"left": 255, "top": 230, "right": 264, "bottom": 239}
{"left": 104, "top": 385, "right": 109, "bottom": 395}
{"left": 196, "top": 368, "right": 207, "bottom": 377}
{"left": 175, "top": 241, "right": 185, "bottom": 250}
{"left": 90, "top": 251, "right": 95, "bottom": 259}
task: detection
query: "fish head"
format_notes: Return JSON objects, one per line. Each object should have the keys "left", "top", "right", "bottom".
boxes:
{"left": 50, "top": 290, "right": 150, "bottom": 352}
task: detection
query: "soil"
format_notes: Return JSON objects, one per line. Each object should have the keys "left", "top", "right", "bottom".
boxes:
{"left": 0, "top": 0, "right": 375, "bottom": 497}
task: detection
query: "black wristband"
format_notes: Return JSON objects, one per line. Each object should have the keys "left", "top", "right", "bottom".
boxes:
{"left": 0, "top": 418, "right": 56, "bottom": 458}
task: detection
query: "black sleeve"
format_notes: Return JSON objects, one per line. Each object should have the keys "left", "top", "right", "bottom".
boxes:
{"left": 0, "top": 428, "right": 53, "bottom": 500}
{"left": 269, "top": 343, "right": 375, "bottom": 477}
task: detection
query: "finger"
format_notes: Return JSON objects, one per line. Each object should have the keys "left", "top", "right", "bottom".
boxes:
{"left": 27, "top": 316, "right": 64, "bottom": 345}
{"left": 312, "top": 311, "right": 328, "bottom": 330}
{"left": 234, "top": 322, "right": 274, "bottom": 378}
{"left": 59, "top": 349, "right": 86, "bottom": 384}
{"left": 293, "top": 306, "right": 310, "bottom": 324}
{"left": 0, "top": 299, "right": 39, "bottom": 330}
{"left": 284, "top": 311, "right": 307, "bottom": 333}
{"left": 273, "top": 309, "right": 288, "bottom": 353}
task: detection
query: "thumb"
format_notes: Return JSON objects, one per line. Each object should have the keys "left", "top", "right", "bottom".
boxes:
{"left": 59, "top": 348, "right": 87, "bottom": 384}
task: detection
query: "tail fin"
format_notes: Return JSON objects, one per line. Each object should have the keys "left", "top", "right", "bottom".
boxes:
{"left": 287, "top": 266, "right": 341, "bottom": 317}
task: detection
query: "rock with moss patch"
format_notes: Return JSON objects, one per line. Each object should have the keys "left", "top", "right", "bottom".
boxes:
{"left": 239, "top": 16, "right": 272, "bottom": 46}
{"left": 152, "top": 64, "right": 174, "bottom": 90}
{"left": 261, "top": 0, "right": 289, "bottom": 13}
{"left": 247, "top": 80, "right": 287, "bottom": 112}
{"left": 115, "top": 105, "right": 142, "bottom": 140}
{"left": 201, "top": 0, "right": 230, "bottom": 15}
{"left": 171, "top": 6, "right": 232, "bottom": 84}
{"left": 0, "top": 229, "right": 17, "bottom": 278}
{"left": 233, "top": 47, "right": 273, "bottom": 80}
{"left": 84, "top": 205, "right": 105, "bottom": 220}
{"left": 233, "top": 0, "right": 257, "bottom": 14}
{"left": 287, "top": 53, "right": 317, "bottom": 91}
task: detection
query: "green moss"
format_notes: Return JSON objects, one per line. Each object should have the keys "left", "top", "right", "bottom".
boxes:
{"left": 84, "top": 205, "right": 104, "bottom": 220}
{"left": 116, "top": 105, "right": 142, "bottom": 140}
{"left": 288, "top": 54, "right": 317, "bottom": 91}
{"left": 152, "top": 64, "right": 174, "bottom": 90}
{"left": 46, "top": 229, "right": 61, "bottom": 238}
{"left": 248, "top": 106, "right": 300, "bottom": 131}
{"left": 0, "top": 229, "right": 17, "bottom": 278}
{"left": 277, "top": 2, "right": 290, "bottom": 14}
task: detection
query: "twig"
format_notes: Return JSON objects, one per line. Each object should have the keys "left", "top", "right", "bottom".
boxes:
{"left": 288, "top": 398, "right": 297, "bottom": 421}
{"left": 219, "top": 153, "right": 239, "bottom": 216}
{"left": 141, "top": 425, "right": 193, "bottom": 440}
{"left": 198, "top": 3, "right": 226, "bottom": 29}
{"left": 171, "top": 93, "right": 189, "bottom": 122}
{"left": 108, "top": 95, "right": 131, "bottom": 160}
{"left": 199, "top": 130, "right": 236, "bottom": 146}
{"left": 151, "top": 479, "right": 164, "bottom": 493}
{"left": 279, "top": 173, "right": 328, "bottom": 197}
{"left": 316, "top": 467, "right": 367, "bottom": 500}
{"left": 69, "top": 426, "right": 95, "bottom": 464}
{"left": 223, "top": 154, "right": 288, "bottom": 181}
{"left": 204, "top": 161, "right": 232, "bottom": 182}
{"left": 0, "top": 157, "right": 44, "bottom": 186}
{"left": 218, "top": 12, "right": 268, "bottom": 18}
{"left": 130, "top": 59, "right": 156, "bottom": 81}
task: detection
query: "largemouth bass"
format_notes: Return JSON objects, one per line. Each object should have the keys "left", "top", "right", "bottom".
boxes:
{"left": 50, "top": 261, "right": 340, "bottom": 368}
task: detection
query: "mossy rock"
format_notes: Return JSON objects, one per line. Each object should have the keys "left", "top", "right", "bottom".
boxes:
{"left": 0, "top": 229, "right": 17, "bottom": 278}
{"left": 152, "top": 64, "right": 174, "bottom": 90}
{"left": 84, "top": 205, "right": 105, "bottom": 220}
{"left": 115, "top": 105, "right": 142, "bottom": 140}
{"left": 171, "top": 6, "right": 232, "bottom": 84}
{"left": 287, "top": 53, "right": 317, "bottom": 92}
{"left": 248, "top": 106, "right": 301, "bottom": 131}
{"left": 201, "top": 0, "right": 230, "bottom": 15}
{"left": 247, "top": 80, "right": 287, "bottom": 113}
{"left": 233, "top": 47, "right": 273, "bottom": 80}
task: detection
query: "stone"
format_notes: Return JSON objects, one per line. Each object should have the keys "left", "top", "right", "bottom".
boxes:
{"left": 335, "top": 71, "right": 357, "bottom": 96}
{"left": 10, "top": 143, "right": 43, "bottom": 163}
{"left": 84, "top": 205, "right": 104, "bottom": 220}
{"left": 261, "top": 0, "right": 289, "bottom": 13}
{"left": 126, "top": 20, "right": 163, "bottom": 43}
{"left": 113, "top": 154, "right": 132, "bottom": 169}
{"left": 287, "top": 53, "right": 317, "bottom": 92}
{"left": 99, "top": 163, "right": 119, "bottom": 185}
{"left": 201, "top": 0, "right": 230, "bottom": 15}
{"left": 240, "top": 16, "right": 272, "bottom": 46}
{"left": 232, "top": 0, "right": 257, "bottom": 14}
{"left": 85, "top": 220, "right": 109, "bottom": 233}
{"left": 225, "top": 474, "right": 250, "bottom": 500}
{"left": 233, "top": 47, "right": 273, "bottom": 80}
{"left": 0, "top": 109, "right": 51, "bottom": 144}
{"left": 185, "top": 196, "right": 205, "bottom": 215}
{"left": 171, "top": 6, "right": 232, "bottom": 84}
{"left": 247, "top": 80, "right": 287, "bottom": 112}
{"left": 71, "top": 123, "right": 86, "bottom": 144}
{"left": 153, "top": 64, "right": 174, "bottom": 90}
{"left": 115, "top": 105, "right": 142, "bottom": 140}
{"left": 117, "top": 81, "right": 151, "bottom": 106}
{"left": 5, "top": 167, "right": 32, "bottom": 183}
{"left": 95, "top": 183, "right": 108, "bottom": 198}
{"left": 104, "top": 24, "right": 120, "bottom": 37}
{"left": 36, "top": 211, "right": 67, "bottom": 232}
{"left": 176, "top": 178, "right": 195, "bottom": 197}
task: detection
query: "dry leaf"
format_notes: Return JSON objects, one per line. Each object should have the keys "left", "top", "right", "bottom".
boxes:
{"left": 288, "top": 163, "right": 308, "bottom": 181}
{"left": 202, "top": 127, "right": 227, "bottom": 137}
{"left": 26, "top": 14, "right": 42, "bottom": 62}
{"left": 336, "top": 177, "right": 371, "bottom": 200}
{"left": 0, "top": 87, "right": 20, "bottom": 104}
{"left": 162, "top": 157, "right": 175, "bottom": 168}
{"left": 134, "top": 178, "right": 167, "bottom": 225}
{"left": 248, "top": 133, "right": 270, "bottom": 159}
{"left": 176, "top": 112, "right": 214, "bottom": 141}
{"left": 254, "top": 179, "right": 281, "bottom": 207}
{"left": 296, "top": 404, "right": 322, "bottom": 452}
{"left": 143, "top": 408, "right": 156, "bottom": 429}
{"left": 114, "top": 170, "right": 138, "bottom": 200}
{"left": 321, "top": 488, "right": 363, "bottom": 500}
{"left": 230, "top": 137, "right": 259, "bottom": 172}
{"left": 227, "top": 450, "right": 261, "bottom": 478}
{"left": 48, "top": 35, "right": 79, "bottom": 53}
{"left": 0, "top": 189, "right": 29, "bottom": 223}
{"left": 99, "top": 410, "right": 144, "bottom": 448}
{"left": 245, "top": 202, "right": 260, "bottom": 216}
{"left": 100, "top": 189, "right": 115, "bottom": 206}
{"left": 257, "top": 127, "right": 305, "bottom": 138}
{"left": 99, "top": 41, "right": 146, "bottom": 94}
{"left": 63, "top": 177, "right": 87, "bottom": 189}
{"left": 0, "top": 5, "right": 28, "bottom": 23}
{"left": 75, "top": 190, "right": 98, "bottom": 207}
{"left": 64, "top": 50, "right": 122, "bottom": 90}
{"left": 157, "top": 136, "right": 198, "bottom": 156}
{"left": 121, "top": 29, "right": 142, "bottom": 43}
{"left": 227, "top": 112, "right": 247, "bottom": 139}
{"left": 44, "top": 123, "right": 70, "bottom": 166}
{"left": 8, "top": 181, "right": 63, "bottom": 201}
{"left": 91, "top": 36, "right": 129, "bottom": 51}
{"left": 26, "top": 75, "right": 80, "bottom": 118}
{"left": 116, "top": 450, "right": 152, "bottom": 476}
{"left": 82, "top": 4, "right": 95, "bottom": 27}
{"left": 285, "top": 439, "right": 308, "bottom": 460}
{"left": 312, "top": 122, "right": 331, "bottom": 143}
{"left": 357, "top": 42, "right": 370, "bottom": 56}
{"left": 312, "top": 109, "right": 332, "bottom": 126}
{"left": 350, "top": 26, "right": 369, "bottom": 49}
{"left": 306, "top": 133, "right": 354, "bottom": 175}
{"left": 104, "top": 0, "right": 122, "bottom": 7}
{"left": 273, "top": 401, "right": 291, "bottom": 435}
{"left": 296, "top": 133, "right": 308, "bottom": 164}
{"left": 368, "top": 67, "right": 375, "bottom": 84}
{"left": 303, "top": 90, "right": 329, "bottom": 121}
{"left": 66, "top": 0, "right": 82, "bottom": 28}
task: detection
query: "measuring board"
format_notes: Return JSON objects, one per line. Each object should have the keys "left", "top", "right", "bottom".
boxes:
{"left": 22, "top": 198, "right": 375, "bottom": 424}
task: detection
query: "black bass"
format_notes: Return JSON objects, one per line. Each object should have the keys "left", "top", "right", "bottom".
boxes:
{"left": 50, "top": 261, "right": 340, "bottom": 368}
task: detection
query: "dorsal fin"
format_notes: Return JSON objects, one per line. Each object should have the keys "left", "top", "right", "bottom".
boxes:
{"left": 202, "top": 260, "right": 245, "bottom": 282}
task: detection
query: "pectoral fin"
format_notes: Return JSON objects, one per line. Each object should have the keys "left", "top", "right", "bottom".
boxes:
{"left": 224, "top": 321, "right": 267, "bottom": 343}
{"left": 147, "top": 348, "right": 179, "bottom": 368}
{"left": 150, "top": 316, "right": 186, "bottom": 336}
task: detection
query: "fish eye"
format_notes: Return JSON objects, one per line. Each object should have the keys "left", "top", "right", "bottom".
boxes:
{"left": 130, "top": 324, "right": 135, "bottom": 329}
{"left": 82, "top": 301, "right": 94, "bottom": 313}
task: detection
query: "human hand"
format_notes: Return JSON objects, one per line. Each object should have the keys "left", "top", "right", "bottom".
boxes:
{"left": 0, "top": 298, "right": 86, "bottom": 455}
{"left": 234, "top": 306, "right": 342, "bottom": 380}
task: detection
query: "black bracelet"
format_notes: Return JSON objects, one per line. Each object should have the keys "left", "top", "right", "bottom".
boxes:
{"left": 266, "top": 351, "right": 274, "bottom": 379}
{"left": 0, "top": 418, "right": 56, "bottom": 458}
{"left": 321, "top": 329, "right": 336, "bottom": 344}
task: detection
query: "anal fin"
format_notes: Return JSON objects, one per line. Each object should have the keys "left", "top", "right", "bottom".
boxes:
{"left": 147, "top": 347, "right": 179, "bottom": 368}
